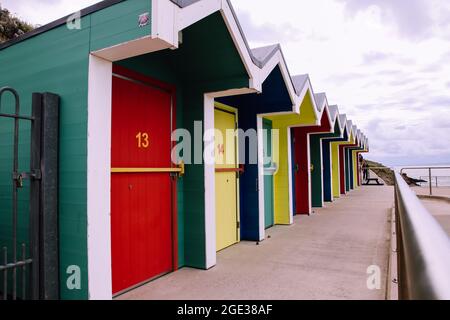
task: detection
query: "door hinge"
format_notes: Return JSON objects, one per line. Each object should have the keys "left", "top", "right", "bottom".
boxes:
{"left": 237, "top": 221, "right": 240, "bottom": 229}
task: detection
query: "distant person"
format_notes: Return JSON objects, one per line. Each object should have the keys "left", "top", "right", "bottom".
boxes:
{"left": 359, "top": 155, "right": 364, "bottom": 181}
{"left": 363, "top": 161, "right": 369, "bottom": 181}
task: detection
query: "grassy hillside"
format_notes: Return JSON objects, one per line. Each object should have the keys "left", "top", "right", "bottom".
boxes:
{"left": 365, "top": 159, "right": 395, "bottom": 185}
{"left": 0, "top": 4, "right": 34, "bottom": 43}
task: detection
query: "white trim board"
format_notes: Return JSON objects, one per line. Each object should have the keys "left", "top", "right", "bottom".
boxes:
{"left": 87, "top": 55, "right": 113, "bottom": 300}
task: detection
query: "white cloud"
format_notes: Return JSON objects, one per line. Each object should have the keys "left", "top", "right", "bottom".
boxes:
{"left": 1, "top": 0, "right": 449, "bottom": 166}
{"left": 1, "top": 0, "right": 102, "bottom": 25}
{"left": 232, "top": 0, "right": 450, "bottom": 166}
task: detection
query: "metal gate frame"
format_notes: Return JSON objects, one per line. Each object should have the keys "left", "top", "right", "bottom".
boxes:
{"left": 0, "top": 87, "right": 60, "bottom": 300}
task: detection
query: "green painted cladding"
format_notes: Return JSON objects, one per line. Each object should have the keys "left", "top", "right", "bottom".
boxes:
{"left": 0, "top": 0, "right": 154, "bottom": 299}
{"left": 263, "top": 119, "right": 274, "bottom": 228}
{"left": 90, "top": 0, "right": 151, "bottom": 51}
{"left": 309, "top": 121, "right": 341, "bottom": 207}
{"left": 309, "top": 136, "right": 323, "bottom": 207}
{"left": 117, "top": 12, "right": 249, "bottom": 269}
{"left": 0, "top": 16, "right": 92, "bottom": 300}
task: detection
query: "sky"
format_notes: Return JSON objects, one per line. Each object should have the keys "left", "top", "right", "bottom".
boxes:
{"left": 2, "top": 0, "right": 450, "bottom": 166}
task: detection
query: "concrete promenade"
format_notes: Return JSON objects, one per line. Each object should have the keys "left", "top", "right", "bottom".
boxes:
{"left": 419, "top": 198, "right": 450, "bottom": 236}
{"left": 409, "top": 186, "right": 450, "bottom": 235}
{"left": 118, "top": 185, "right": 394, "bottom": 300}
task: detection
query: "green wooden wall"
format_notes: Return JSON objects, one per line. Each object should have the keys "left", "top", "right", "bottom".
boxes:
{"left": 309, "top": 121, "right": 341, "bottom": 207}
{"left": 0, "top": 16, "right": 92, "bottom": 300}
{"left": 90, "top": 0, "right": 151, "bottom": 51}
{"left": 0, "top": 0, "right": 153, "bottom": 299}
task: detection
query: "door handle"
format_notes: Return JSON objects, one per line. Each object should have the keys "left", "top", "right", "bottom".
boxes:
{"left": 215, "top": 164, "right": 245, "bottom": 174}
{"left": 111, "top": 161, "right": 185, "bottom": 177}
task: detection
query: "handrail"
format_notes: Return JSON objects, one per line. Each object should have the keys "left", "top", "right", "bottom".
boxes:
{"left": 111, "top": 161, "right": 185, "bottom": 177}
{"left": 394, "top": 171, "right": 450, "bottom": 299}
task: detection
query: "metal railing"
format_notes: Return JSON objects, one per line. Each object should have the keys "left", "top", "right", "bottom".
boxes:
{"left": 400, "top": 167, "right": 450, "bottom": 196}
{"left": 394, "top": 171, "right": 450, "bottom": 299}
{"left": 418, "top": 176, "right": 450, "bottom": 188}
{"left": 0, "top": 87, "right": 60, "bottom": 300}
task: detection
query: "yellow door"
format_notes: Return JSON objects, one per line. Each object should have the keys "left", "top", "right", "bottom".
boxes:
{"left": 215, "top": 107, "right": 239, "bottom": 251}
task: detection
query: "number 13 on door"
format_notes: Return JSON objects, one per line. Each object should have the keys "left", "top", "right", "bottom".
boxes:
{"left": 136, "top": 132, "right": 149, "bottom": 149}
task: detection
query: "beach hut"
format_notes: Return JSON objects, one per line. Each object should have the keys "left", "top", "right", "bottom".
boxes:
{"left": 330, "top": 116, "right": 355, "bottom": 196}
{"left": 309, "top": 104, "right": 341, "bottom": 205}
{"left": 328, "top": 114, "right": 349, "bottom": 199}
{"left": 290, "top": 93, "right": 333, "bottom": 214}
{"left": 215, "top": 43, "right": 298, "bottom": 239}
{"left": 0, "top": 0, "right": 369, "bottom": 300}
{"left": 343, "top": 126, "right": 363, "bottom": 192}
{"left": 340, "top": 122, "right": 359, "bottom": 193}
{"left": 347, "top": 128, "right": 364, "bottom": 190}
{"left": 337, "top": 120, "right": 356, "bottom": 195}
{"left": 0, "top": 0, "right": 282, "bottom": 299}
{"left": 353, "top": 135, "right": 369, "bottom": 186}
{"left": 260, "top": 75, "right": 320, "bottom": 224}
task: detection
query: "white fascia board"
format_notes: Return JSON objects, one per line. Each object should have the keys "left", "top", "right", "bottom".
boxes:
{"left": 332, "top": 107, "right": 344, "bottom": 139}
{"left": 339, "top": 115, "right": 347, "bottom": 134}
{"left": 176, "top": 0, "right": 221, "bottom": 31}
{"left": 152, "top": 0, "right": 179, "bottom": 47}
{"left": 357, "top": 130, "right": 362, "bottom": 147}
{"left": 259, "top": 50, "right": 298, "bottom": 114}
{"left": 346, "top": 120, "right": 353, "bottom": 139}
{"left": 208, "top": 87, "right": 257, "bottom": 98}
{"left": 322, "top": 102, "right": 334, "bottom": 132}
{"left": 297, "top": 78, "right": 320, "bottom": 123}
{"left": 92, "top": 36, "right": 174, "bottom": 62}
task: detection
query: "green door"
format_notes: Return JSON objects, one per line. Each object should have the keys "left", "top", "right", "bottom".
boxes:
{"left": 263, "top": 119, "right": 275, "bottom": 229}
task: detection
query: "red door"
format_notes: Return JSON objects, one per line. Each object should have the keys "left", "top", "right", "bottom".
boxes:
{"left": 339, "top": 146, "right": 346, "bottom": 194}
{"left": 111, "top": 68, "right": 175, "bottom": 295}
{"left": 293, "top": 130, "right": 309, "bottom": 215}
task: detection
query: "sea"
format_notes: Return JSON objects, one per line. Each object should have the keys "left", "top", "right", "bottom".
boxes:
{"left": 393, "top": 165, "right": 450, "bottom": 187}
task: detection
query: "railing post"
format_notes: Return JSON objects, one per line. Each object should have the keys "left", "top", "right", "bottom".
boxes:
{"left": 428, "top": 168, "right": 432, "bottom": 196}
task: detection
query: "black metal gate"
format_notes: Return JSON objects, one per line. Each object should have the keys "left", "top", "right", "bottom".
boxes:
{"left": 0, "top": 87, "right": 60, "bottom": 300}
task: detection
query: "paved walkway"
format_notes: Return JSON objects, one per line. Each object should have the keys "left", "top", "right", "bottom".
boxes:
{"left": 118, "top": 185, "right": 393, "bottom": 300}
{"left": 419, "top": 198, "right": 450, "bottom": 236}
{"left": 412, "top": 186, "right": 450, "bottom": 197}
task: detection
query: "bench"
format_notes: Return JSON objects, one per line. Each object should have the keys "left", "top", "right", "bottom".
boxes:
{"left": 363, "top": 178, "right": 384, "bottom": 186}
